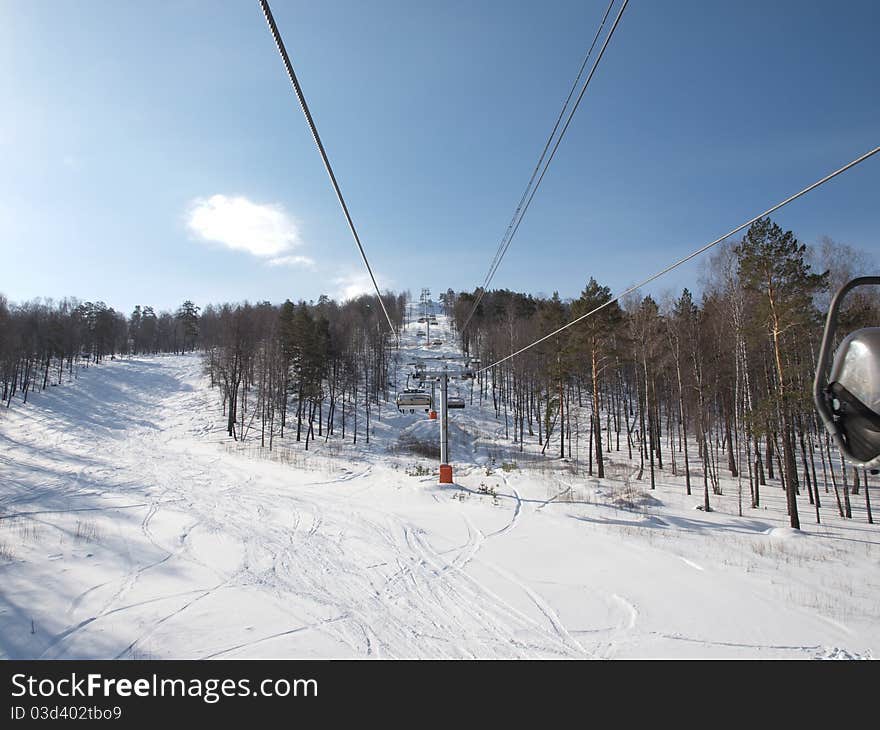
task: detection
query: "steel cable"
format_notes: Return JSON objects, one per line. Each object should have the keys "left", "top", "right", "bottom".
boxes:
{"left": 258, "top": 0, "right": 398, "bottom": 339}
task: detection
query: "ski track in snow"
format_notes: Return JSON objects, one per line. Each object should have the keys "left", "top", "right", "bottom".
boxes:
{"left": 679, "top": 557, "right": 704, "bottom": 572}
{"left": 1, "top": 307, "right": 879, "bottom": 659}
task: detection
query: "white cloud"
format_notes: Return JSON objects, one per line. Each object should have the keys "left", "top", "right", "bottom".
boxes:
{"left": 186, "top": 194, "right": 305, "bottom": 260}
{"left": 267, "top": 254, "right": 315, "bottom": 268}
{"left": 334, "top": 272, "right": 390, "bottom": 302}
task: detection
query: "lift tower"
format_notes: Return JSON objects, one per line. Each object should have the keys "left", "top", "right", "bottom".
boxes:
{"left": 409, "top": 356, "right": 477, "bottom": 483}
{"left": 419, "top": 288, "right": 431, "bottom": 344}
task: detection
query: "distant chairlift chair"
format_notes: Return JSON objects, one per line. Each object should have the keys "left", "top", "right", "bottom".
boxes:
{"left": 396, "top": 389, "right": 432, "bottom": 414}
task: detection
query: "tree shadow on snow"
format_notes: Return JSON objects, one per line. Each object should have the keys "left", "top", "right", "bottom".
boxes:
{"left": 571, "top": 512, "right": 775, "bottom": 536}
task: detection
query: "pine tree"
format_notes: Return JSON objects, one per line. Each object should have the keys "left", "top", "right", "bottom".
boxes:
{"left": 570, "top": 278, "right": 622, "bottom": 477}
{"left": 736, "top": 217, "right": 828, "bottom": 529}
{"left": 175, "top": 300, "right": 201, "bottom": 352}
{"left": 667, "top": 288, "right": 696, "bottom": 496}
{"left": 537, "top": 292, "right": 567, "bottom": 455}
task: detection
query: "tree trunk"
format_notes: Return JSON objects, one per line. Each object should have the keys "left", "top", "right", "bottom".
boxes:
{"left": 592, "top": 348, "right": 604, "bottom": 478}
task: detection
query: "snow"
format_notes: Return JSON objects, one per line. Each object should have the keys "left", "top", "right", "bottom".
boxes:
{"left": 1, "top": 307, "right": 878, "bottom": 659}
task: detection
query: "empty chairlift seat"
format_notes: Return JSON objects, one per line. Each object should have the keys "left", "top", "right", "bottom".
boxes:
{"left": 396, "top": 390, "right": 432, "bottom": 412}
{"left": 447, "top": 396, "right": 465, "bottom": 409}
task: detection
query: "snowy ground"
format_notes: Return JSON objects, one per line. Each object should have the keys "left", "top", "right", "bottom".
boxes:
{"left": 1, "top": 306, "right": 878, "bottom": 659}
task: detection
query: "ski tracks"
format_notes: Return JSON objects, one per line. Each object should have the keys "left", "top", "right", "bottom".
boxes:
{"left": 13, "top": 357, "right": 599, "bottom": 659}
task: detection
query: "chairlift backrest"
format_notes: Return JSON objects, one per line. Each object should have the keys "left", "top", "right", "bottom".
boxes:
{"left": 396, "top": 391, "right": 432, "bottom": 408}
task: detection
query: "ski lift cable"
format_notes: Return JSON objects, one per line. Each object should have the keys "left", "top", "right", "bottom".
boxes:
{"left": 481, "top": 0, "right": 616, "bottom": 291}
{"left": 462, "top": 0, "right": 624, "bottom": 336}
{"left": 258, "top": 0, "right": 398, "bottom": 341}
{"left": 478, "top": 0, "right": 617, "bottom": 292}
{"left": 483, "top": 0, "right": 628, "bottom": 288}
{"left": 476, "top": 144, "right": 880, "bottom": 373}
{"left": 460, "top": 0, "right": 627, "bottom": 337}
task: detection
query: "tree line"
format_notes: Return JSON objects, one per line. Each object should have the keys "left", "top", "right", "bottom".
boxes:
{"left": 0, "top": 288, "right": 407, "bottom": 453}
{"left": 199, "top": 293, "right": 406, "bottom": 450}
{"left": 450, "top": 219, "right": 878, "bottom": 529}
{"left": 0, "top": 297, "right": 201, "bottom": 406}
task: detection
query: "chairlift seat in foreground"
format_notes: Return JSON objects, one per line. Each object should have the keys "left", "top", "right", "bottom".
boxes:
{"left": 814, "top": 276, "right": 880, "bottom": 470}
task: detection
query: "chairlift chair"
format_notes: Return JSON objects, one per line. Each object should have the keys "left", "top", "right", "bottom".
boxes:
{"left": 396, "top": 389, "right": 432, "bottom": 413}
{"left": 814, "top": 276, "right": 880, "bottom": 470}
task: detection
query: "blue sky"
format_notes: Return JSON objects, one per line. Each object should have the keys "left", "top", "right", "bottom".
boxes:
{"left": 1, "top": 0, "right": 878, "bottom": 314}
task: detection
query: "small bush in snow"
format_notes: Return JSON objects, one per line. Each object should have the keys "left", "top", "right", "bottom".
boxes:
{"left": 2, "top": 517, "right": 40, "bottom": 543}
{"left": 396, "top": 434, "right": 440, "bottom": 459}
{"left": 0, "top": 540, "right": 13, "bottom": 561}
{"left": 74, "top": 520, "right": 101, "bottom": 543}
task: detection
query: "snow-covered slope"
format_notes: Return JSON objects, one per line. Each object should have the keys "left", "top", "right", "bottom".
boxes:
{"left": 1, "top": 308, "right": 878, "bottom": 659}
